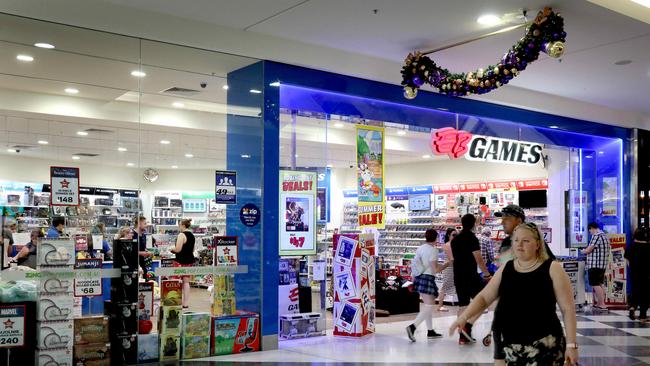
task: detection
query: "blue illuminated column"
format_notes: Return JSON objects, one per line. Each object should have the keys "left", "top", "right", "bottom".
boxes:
{"left": 226, "top": 61, "right": 280, "bottom": 348}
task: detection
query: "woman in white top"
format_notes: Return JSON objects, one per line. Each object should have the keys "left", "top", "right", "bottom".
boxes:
{"left": 406, "top": 228, "right": 443, "bottom": 341}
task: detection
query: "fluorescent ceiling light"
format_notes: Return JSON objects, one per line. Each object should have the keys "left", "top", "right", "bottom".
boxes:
{"left": 38, "top": 140, "right": 49, "bottom": 145}
{"left": 172, "top": 102, "right": 185, "bottom": 108}
{"left": 160, "top": 140, "right": 171, "bottom": 144}
{"left": 117, "top": 147, "right": 127, "bottom": 152}
{"left": 631, "top": 0, "right": 650, "bottom": 8}
{"left": 171, "top": 165, "right": 178, "bottom": 169}
{"left": 241, "top": 154, "right": 251, "bottom": 159}
{"left": 16, "top": 54, "right": 34, "bottom": 62}
{"left": 549, "top": 125, "right": 559, "bottom": 129}
{"left": 477, "top": 14, "right": 501, "bottom": 26}
{"left": 249, "top": 89, "right": 262, "bottom": 94}
{"left": 34, "top": 42, "right": 55, "bottom": 49}
{"left": 184, "top": 153, "right": 194, "bottom": 158}
{"left": 7, "top": 149, "right": 17, "bottom": 153}
{"left": 397, "top": 130, "right": 406, "bottom": 136}
{"left": 76, "top": 131, "right": 88, "bottom": 136}
{"left": 334, "top": 123, "right": 344, "bottom": 128}
{"left": 222, "top": 85, "right": 229, "bottom": 90}
{"left": 72, "top": 156, "right": 80, "bottom": 160}
{"left": 64, "top": 88, "right": 79, "bottom": 94}
{"left": 130, "top": 70, "right": 146, "bottom": 77}
{"left": 422, "top": 154, "right": 431, "bottom": 159}
{"left": 269, "top": 81, "right": 281, "bottom": 87}
{"left": 326, "top": 164, "right": 333, "bottom": 168}
{"left": 127, "top": 162, "right": 135, "bottom": 167}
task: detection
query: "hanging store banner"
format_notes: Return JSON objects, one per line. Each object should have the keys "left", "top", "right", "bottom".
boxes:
{"left": 50, "top": 166, "right": 80, "bottom": 206}
{"left": 567, "top": 190, "right": 588, "bottom": 248}
{"left": 602, "top": 177, "right": 618, "bottom": 217}
{"left": 356, "top": 125, "right": 385, "bottom": 229}
{"left": 215, "top": 170, "right": 237, "bottom": 204}
{"left": 279, "top": 170, "right": 317, "bottom": 256}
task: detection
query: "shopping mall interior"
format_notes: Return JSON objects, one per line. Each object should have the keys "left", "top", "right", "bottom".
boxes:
{"left": 0, "top": 1, "right": 650, "bottom": 365}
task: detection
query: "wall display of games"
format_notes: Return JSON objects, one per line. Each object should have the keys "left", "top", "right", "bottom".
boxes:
{"left": 183, "top": 198, "right": 207, "bottom": 213}
{"left": 332, "top": 233, "right": 376, "bottom": 337}
{"left": 279, "top": 170, "right": 317, "bottom": 256}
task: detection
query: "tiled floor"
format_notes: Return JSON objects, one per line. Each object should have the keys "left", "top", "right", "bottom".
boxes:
{"left": 196, "top": 310, "right": 650, "bottom": 365}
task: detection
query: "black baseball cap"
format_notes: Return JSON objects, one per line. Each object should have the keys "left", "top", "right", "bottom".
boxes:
{"left": 494, "top": 204, "right": 525, "bottom": 220}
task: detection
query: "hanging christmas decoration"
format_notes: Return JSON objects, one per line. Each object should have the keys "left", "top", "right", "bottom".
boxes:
{"left": 401, "top": 7, "right": 565, "bottom": 99}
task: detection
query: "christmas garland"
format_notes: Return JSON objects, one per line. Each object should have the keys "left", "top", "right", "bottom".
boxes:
{"left": 401, "top": 7, "right": 566, "bottom": 99}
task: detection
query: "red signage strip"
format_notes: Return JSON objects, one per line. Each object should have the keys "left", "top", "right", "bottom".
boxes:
{"left": 433, "top": 184, "right": 459, "bottom": 194}
{"left": 516, "top": 179, "right": 549, "bottom": 190}
{"left": 487, "top": 181, "right": 517, "bottom": 190}
{"left": 458, "top": 183, "right": 488, "bottom": 193}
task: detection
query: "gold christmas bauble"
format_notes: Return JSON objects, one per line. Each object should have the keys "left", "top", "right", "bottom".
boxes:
{"left": 404, "top": 87, "right": 417, "bottom": 99}
{"left": 545, "top": 41, "right": 565, "bottom": 58}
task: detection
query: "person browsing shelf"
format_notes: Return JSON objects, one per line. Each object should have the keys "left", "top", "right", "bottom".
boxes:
{"left": 170, "top": 218, "right": 196, "bottom": 309}
{"left": 47, "top": 216, "right": 65, "bottom": 238}
{"left": 11, "top": 229, "right": 42, "bottom": 269}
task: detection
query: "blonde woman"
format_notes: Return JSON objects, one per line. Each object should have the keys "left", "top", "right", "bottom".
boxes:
{"left": 450, "top": 223, "right": 578, "bottom": 366}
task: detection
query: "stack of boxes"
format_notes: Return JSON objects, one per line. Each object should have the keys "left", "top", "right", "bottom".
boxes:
{"left": 108, "top": 239, "right": 140, "bottom": 365}
{"left": 137, "top": 282, "right": 159, "bottom": 363}
{"left": 181, "top": 312, "right": 212, "bottom": 359}
{"left": 36, "top": 237, "right": 75, "bottom": 366}
{"left": 73, "top": 317, "right": 110, "bottom": 365}
{"left": 159, "top": 280, "right": 182, "bottom": 361}
{"left": 211, "top": 274, "right": 236, "bottom": 317}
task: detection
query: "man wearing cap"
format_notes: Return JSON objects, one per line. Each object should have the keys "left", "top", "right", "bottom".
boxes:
{"left": 491, "top": 204, "right": 555, "bottom": 364}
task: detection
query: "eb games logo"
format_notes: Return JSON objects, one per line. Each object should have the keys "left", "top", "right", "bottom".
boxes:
{"left": 288, "top": 287, "right": 299, "bottom": 302}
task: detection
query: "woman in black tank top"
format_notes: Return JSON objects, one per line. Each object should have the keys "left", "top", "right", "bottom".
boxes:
{"left": 171, "top": 218, "right": 196, "bottom": 308}
{"left": 450, "top": 222, "right": 578, "bottom": 366}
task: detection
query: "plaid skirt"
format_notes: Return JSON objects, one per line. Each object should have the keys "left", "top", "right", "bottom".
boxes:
{"left": 413, "top": 274, "right": 439, "bottom": 296}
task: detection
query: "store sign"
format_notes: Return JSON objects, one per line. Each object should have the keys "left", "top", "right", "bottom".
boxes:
{"left": 487, "top": 181, "right": 517, "bottom": 190}
{"left": 214, "top": 236, "right": 238, "bottom": 265}
{"left": 0, "top": 305, "right": 25, "bottom": 348}
{"left": 50, "top": 166, "right": 80, "bottom": 206}
{"left": 215, "top": 170, "right": 237, "bottom": 204}
{"left": 239, "top": 203, "right": 260, "bottom": 227}
{"left": 459, "top": 183, "right": 488, "bottom": 192}
{"left": 605, "top": 233, "right": 627, "bottom": 306}
{"left": 278, "top": 284, "right": 300, "bottom": 315}
{"left": 567, "top": 190, "right": 589, "bottom": 247}
{"left": 279, "top": 171, "right": 317, "bottom": 256}
{"left": 516, "top": 179, "right": 549, "bottom": 190}
{"left": 357, "top": 125, "right": 385, "bottom": 229}
{"left": 73, "top": 259, "right": 102, "bottom": 297}
{"left": 433, "top": 184, "right": 460, "bottom": 194}
{"left": 431, "top": 127, "right": 545, "bottom": 166}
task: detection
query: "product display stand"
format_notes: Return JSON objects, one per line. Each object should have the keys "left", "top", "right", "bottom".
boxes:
{"left": 332, "top": 233, "right": 376, "bottom": 337}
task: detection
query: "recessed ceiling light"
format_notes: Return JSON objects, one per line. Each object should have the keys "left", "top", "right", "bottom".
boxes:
{"left": 126, "top": 162, "right": 135, "bottom": 167}
{"left": 477, "top": 14, "right": 501, "bottom": 26}
{"left": 334, "top": 123, "right": 344, "bottom": 128}
{"left": 294, "top": 154, "right": 299, "bottom": 158}
{"left": 72, "top": 156, "right": 80, "bottom": 160}
{"left": 598, "top": 151, "right": 605, "bottom": 155}
{"left": 631, "top": 0, "right": 650, "bottom": 9}
{"left": 117, "top": 147, "right": 127, "bottom": 152}
{"left": 130, "top": 70, "right": 146, "bottom": 77}
{"left": 437, "top": 107, "right": 449, "bottom": 111}
{"left": 64, "top": 88, "right": 79, "bottom": 94}
{"left": 269, "top": 81, "right": 281, "bottom": 87}
{"left": 249, "top": 89, "right": 262, "bottom": 94}
{"left": 585, "top": 155, "right": 593, "bottom": 159}
{"left": 614, "top": 59, "right": 632, "bottom": 66}
{"left": 549, "top": 125, "right": 559, "bottom": 129}
{"left": 34, "top": 42, "right": 55, "bottom": 49}
{"left": 38, "top": 140, "right": 49, "bottom": 145}
{"left": 241, "top": 154, "right": 251, "bottom": 159}
{"left": 184, "top": 153, "right": 194, "bottom": 158}
{"left": 397, "top": 130, "right": 406, "bottom": 136}
{"left": 422, "top": 154, "right": 431, "bottom": 159}
{"left": 76, "top": 131, "right": 88, "bottom": 136}
{"left": 222, "top": 85, "right": 229, "bottom": 90}
{"left": 160, "top": 140, "right": 171, "bottom": 145}
{"left": 171, "top": 165, "right": 178, "bottom": 169}
{"left": 172, "top": 102, "right": 184, "bottom": 108}
{"left": 16, "top": 54, "right": 34, "bottom": 62}
{"left": 7, "top": 149, "right": 17, "bottom": 153}
{"left": 326, "top": 164, "right": 333, "bottom": 168}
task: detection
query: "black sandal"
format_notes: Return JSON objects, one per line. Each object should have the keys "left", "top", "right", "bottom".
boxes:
{"left": 629, "top": 307, "right": 636, "bottom": 320}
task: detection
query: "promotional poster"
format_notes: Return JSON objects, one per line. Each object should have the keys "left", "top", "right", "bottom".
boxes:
{"left": 605, "top": 233, "right": 627, "bottom": 306}
{"left": 279, "top": 170, "right": 317, "bottom": 256}
{"left": 50, "top": 166, "right": 80, "bottom": 206}
{"left": 356, "top": 125, "right": 385, "bottom": 229}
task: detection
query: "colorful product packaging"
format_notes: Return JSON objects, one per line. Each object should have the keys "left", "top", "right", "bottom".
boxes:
{"left": 182, "top": 335, "right": 211, "bottom": 359}
{"left": 138, "top": 282, "right": 154, "bottom": 320}
{"left": 161, "top": 280, "right": 183, "bottom": 306}
{"left": 74, "top": 316, "right": 109, "bottom": 345}
{"left": 73, "top": 342, "right": 111, "bottom": 365}
{"left": 159, "top": 306, "right": 182, "bottom": 335}
{"left": 182, "top": 312, "right": 211, "bottom": 337}
{"left": 137, "top": 333, "right": 160, "bottom": 363}
{"left": 211, "top": 296, "right": 237, "bottom": 317}
{"left": 211, "top": 313, "right": 260, "bottom": 356}
{"left": 159, "top": 334, "right": 180, "bottom": 362}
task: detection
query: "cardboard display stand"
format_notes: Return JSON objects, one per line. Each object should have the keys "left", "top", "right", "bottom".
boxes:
{"left": 332, "top": 233, "right": 376, "bottom": 337}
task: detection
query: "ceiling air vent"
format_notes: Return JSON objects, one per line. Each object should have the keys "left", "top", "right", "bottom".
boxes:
{"left": 10, "top": 144, "right": 36, "bottom": 150}
{"left": 73, "top": 153, "right": 100, "bottom": 157}
{"left": 83, "top": 128, "right": 114, "bottom": 134}
{"left": 161, "top": 87, "right": 201, "bottom": 96}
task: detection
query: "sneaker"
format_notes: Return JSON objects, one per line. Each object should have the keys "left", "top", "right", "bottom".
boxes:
{"left": 458, "top": 332, "right": 469, "bottom": 345}
{"left": 406, "top": 324, "right": 416, "bottom": 342}
{"left": 629, "top": 307, "right": 637, "bottom": 321}
{"left": 460, "top": 324, "right": 476, "bottom": 343}
{"left": 427, "top": 329, "right": 443, "bottom": 339}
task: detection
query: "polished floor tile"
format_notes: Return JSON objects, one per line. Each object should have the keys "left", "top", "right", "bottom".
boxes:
{"left": 577, "top": 328, "right": 635, "bottom": 337}
{"left": 612, "top": 346, "right": 650, "bottom": 357}
{"left": 601, "top": 321, "right": 650, "bottom": 329}
{"left": 578, "top": 357, "right": 650, "bottom": 366}
{"left": 621, "top": 328, "right": 650, "bottom": 337}
{"left": 576, "top": 321, "right": 614, "bottom": 329}
{"left": 587, "top": 336, "right": 650, "bottom": 346}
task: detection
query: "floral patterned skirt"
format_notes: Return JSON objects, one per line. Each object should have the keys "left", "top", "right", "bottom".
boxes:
{"left": 503, "top": 333, "right": 565, "bottom": 366}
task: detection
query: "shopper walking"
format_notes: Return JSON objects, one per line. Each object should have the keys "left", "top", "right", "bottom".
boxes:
{"left": 406, "top": 228, "right": 443, "bottom": 341}
{"left": 171, "top": 218, "right": 196, "bottom": 309}
{"left": 435, "top": 227, "right": 457, "bottom": 312}
{"left": 625, "top": 227, "right": 650, "bottom": 321}
{"left": 451, "top": 214, "right": 492, "bottom": 344}
{"left": 450, "top": 222, "right": 578, "bottom": 366}
{"left": 495, "top": 204, "right": 556, "bottom": 262}
{"left": 479, "top": 227, "right": 496, "bottom": 274}
{"left": 582, "top": 222, "right": 611, "bottom": 311}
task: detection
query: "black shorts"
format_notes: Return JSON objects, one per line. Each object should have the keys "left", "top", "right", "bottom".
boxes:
{"left": 456, "top": 275, "right": 485, "bottom": 307}
{"left": 588, "top": 268, "right": 606, "bottom": 286}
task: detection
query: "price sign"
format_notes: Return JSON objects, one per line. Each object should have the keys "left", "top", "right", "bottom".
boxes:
{"left": 0, "top": 305, "right": 25, "bottom": 348}
{"left": 50, "top": 166, "right": 80, "bottom": 206}
{"left": 215, "top": 170, "right": 237, "bottom": 204}
{"left": 74, "top": 259, "right": 102, "bottom": 297}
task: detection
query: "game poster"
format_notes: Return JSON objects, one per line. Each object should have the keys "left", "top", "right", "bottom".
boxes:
{"left": 356, "top": 125, "right": 385, "bottom": 229}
